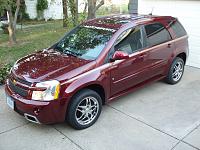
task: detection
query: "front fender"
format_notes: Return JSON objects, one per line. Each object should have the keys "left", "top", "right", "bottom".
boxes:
{"left": 62, "top": 63, "right": 111, "bottom": 101}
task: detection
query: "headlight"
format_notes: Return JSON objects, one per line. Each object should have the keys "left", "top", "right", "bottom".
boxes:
{"left": 32, "top": 80, "right": 60, "bottom": 101}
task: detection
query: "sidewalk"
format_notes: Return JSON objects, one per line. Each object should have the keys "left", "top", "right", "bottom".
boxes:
{"left": 0, "top": 66, "right": 200, "bottom": 150}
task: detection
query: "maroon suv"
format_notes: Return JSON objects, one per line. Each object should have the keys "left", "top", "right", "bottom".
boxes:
{"left": 5, "top": 14, "right": 188, "bottom": 129}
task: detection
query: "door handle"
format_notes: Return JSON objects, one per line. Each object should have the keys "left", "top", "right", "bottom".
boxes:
{"left": 139, "top": 55, "right": 144, "bottom": 59}
{"left": 138, "top": 53, "right": 148, "bottom": 59}
{"left": 110, "top": 65, "right": 118, "bottom": 70}
{"left": 168, "top": 43, "right": 172, "bottom": 48}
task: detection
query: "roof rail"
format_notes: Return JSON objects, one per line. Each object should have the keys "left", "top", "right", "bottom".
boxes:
{"left": 130, "top": 15, "right": 147, "bottom": 20}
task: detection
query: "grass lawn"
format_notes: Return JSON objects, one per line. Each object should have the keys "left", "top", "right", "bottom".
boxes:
{"left": 0, "top": 20, "right": 70, "bottom": 67}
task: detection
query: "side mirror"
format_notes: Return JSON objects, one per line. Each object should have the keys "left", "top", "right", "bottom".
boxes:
{"left": 112, "top": 50, "right": 129, "bottom": 61}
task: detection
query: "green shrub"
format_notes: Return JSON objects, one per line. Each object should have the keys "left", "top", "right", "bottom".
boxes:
{"left": 78, "top": 13, "right": 87, "bottom": 23}
{"left": 1, "top": 23, "right": 9, "bottom": 34}
{"left": 0, "top": 64, "right": 12, "bottom": 85}
{"left": 22, "top": 12, "right": 30, "bottom": 21}
{"left": 37, "top": 0, "right": 48, "bottom": 19}
{"left": 37, "top": 0, "right": 48, "bottom": 11}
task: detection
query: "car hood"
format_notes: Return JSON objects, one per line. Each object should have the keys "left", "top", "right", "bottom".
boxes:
{"left": 12, "top": 49, "right": 95, "bottom": 83}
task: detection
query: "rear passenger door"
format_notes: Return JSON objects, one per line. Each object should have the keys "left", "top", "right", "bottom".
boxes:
{"left": 143, "top": 22, "right": 174, "bottom": 78}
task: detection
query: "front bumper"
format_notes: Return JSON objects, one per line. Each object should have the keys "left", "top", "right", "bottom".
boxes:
{"left": 5, "top": 83, "right": 68, "bottom": 124}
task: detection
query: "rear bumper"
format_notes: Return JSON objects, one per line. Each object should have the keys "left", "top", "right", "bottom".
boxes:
{"left": 5, "top": 83, "right": 69, "bottom": 124}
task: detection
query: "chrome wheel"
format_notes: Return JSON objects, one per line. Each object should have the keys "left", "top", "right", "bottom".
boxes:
{"left": 172, "top": 61, "right": 183, "bottom": 82}
{"left": 75, "top": 96, "right": 99, "bottom": 126}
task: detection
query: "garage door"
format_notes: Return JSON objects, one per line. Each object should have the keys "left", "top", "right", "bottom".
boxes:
{"left": 139, "top": 0, "right": 200, "bottom": 68}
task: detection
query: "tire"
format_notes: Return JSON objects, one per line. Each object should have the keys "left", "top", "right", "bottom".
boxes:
{"left": 67, "top": 89, "right": 102, "bottom": 130}
{"left": 166, "top": 57, "right": 185, "bottom": 84}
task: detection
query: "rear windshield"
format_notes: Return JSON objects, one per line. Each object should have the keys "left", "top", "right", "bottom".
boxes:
{"left": 171, "top": 20, "right": 187, "bottom": 38}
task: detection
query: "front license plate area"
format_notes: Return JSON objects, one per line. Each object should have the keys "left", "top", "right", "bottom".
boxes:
{"left": 6, "top": 96, "right": 14, "bottom": 110}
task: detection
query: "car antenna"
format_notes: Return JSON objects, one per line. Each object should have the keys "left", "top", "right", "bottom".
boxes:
{"left": 149, "top": 7, "right": 154, "bottom": 15}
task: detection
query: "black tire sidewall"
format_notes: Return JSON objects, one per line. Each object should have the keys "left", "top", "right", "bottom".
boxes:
{"left": 67, "top": 89, "right": 102, "bottom": 130}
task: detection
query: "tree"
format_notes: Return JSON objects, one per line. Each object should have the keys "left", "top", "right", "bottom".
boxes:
{"left": 62, "top": 0, "right": 68, "bottom": 27}
{"left": 68, "top": 0, "right": 78, "bottom": 26}
{"left": 128, "top": 0, "right": 138, "bottom": 14}
{"left": 87, "top": 0, "right": 104, "bottom": 20}
{"left": 0, "top": 0, "right": 21, "bottom": 45}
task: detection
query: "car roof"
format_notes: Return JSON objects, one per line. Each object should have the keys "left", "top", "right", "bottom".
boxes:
{"left": 83, "top": 14, "right": 174, "bottom": 32}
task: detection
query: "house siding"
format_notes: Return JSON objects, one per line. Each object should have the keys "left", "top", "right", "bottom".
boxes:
{"left": 25, "top": 0, "right": 37, "bottom": 19}
{"left": 25, "top": 0, "right": 63, "bottom": 19}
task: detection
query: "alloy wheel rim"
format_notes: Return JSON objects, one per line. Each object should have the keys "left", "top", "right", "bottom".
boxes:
{"left": 75, "top": 96, "right": 99, "bottom": 125}
{"left": 172, "top": 61, "right": 183, "bottom": 82}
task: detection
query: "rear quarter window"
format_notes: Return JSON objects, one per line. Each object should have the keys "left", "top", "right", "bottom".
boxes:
{"left": 144, "top": 22, "right": 171, "bottom": 47}
{"left": 171, "top": 21, "right": 187, "bottom": 38}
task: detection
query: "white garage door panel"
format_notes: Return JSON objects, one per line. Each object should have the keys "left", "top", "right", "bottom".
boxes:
{"left": 188, "top": 54, "right": 200, "bottom": 68}
{"left": 139, "top": 0, "right": 200, "bottom": 68}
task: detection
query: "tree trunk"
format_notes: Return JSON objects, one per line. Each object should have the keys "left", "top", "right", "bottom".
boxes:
{"left": 128, "top": 0, "right": 138, "bottom": 14}
{"left": 62, "top": 0, "right": 68, "bottom": 27}
{"left": 13, "top": 0, "right": 21, "bottom": 33}
{"left": 6, "top": 0, "right": 21, "bottom": 45}
{"left": 87, "top": 0, "right": 104, "bottom": 20}
{"left": 83, "top": 2, "right": 88, "bottom": 14}
{"left": 69, "top": 0, "right": 78, "bottom": 26}
{"left": 7, "top": 10, "right": 16, "bottom": 45}
{"left": 87, "top": 0, "right": 95, "bottom": 20}
{"left": 74, "top": 0, "right": 78, "bottom": 25}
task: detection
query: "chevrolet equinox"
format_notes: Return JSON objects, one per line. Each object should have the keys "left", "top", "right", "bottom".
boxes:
{"left": 5, "top": 14, "right": 189, "bottom": 129}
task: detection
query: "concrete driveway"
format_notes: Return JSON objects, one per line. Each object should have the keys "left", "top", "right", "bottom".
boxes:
{"left": 0, "top": 66, "right": 200, "bottom": 150}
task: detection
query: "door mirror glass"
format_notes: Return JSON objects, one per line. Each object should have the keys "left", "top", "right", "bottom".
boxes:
{"left": 112, "top": 50, "right": 129, "bottom": 61}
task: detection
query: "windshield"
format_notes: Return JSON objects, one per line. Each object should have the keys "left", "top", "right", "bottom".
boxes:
{"left": 55, "top": 25, "right": 114, "bottom": 60}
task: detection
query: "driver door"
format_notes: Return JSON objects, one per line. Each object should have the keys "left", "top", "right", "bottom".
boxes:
{"left": 110, "top": 26, "right": 149, "bottom": 96}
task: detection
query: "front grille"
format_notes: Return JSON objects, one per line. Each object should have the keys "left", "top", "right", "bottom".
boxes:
{"left": 9, "top": 78, "right": 30, "bottom": 98}
{"left": 15, "top": 77, "right": 32, "bottom": 86}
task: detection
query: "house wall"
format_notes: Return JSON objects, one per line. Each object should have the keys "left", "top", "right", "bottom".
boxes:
{"left": 139, "top": 0, "right": 200, "bottom": 68}
{"left": 25, "top": 0, "right": 126, "bottom": 20}
{"left": 25, "top": 0, "right": 37, "bottom": 19}
{"left": 25, "top": 0, "right": 63, "bottom": 19}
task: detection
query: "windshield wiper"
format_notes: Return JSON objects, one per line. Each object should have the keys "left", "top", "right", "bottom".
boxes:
{"left": 54, "top": 45, "right": 64, "bottom": 53}
{"left": 63, "top": 49, "right": 79, "bottom": 57}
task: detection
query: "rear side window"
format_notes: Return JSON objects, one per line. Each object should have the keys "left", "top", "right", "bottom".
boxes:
{"left": 145, "top": 23, "right": 171, "bottom": 47}
{"left": 171, "top": 21, "right": 187, "bottom": 38}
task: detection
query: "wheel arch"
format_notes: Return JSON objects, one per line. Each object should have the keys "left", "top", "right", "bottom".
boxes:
{"left": 65, "top": 82, "right": 107, "bottom": 107}
{"left": 65, "top": 82, "right": 106, "bottom": 121}
{"left": 176, "top": 52, "right": 187, "bottom": 64}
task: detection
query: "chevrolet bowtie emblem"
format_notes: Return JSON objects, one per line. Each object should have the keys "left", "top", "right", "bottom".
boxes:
{"left": 13, "top": 79, "right": 17, "bottom": 85}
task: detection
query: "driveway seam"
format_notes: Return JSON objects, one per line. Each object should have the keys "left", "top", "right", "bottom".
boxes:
{"left": 182, "top": 122, "right": 200, "bottom": 141}
{"left": 171, "top": 140, "right": 200, "bottom": 150}
{"left": 171, "top": 123, "right": 200, "bottom": 150}
{"left": 107, "top": 104, "right": 200, "bottom": 150}
{"left": 107, "top": 104, "right": 180, "bottom": 140}
{"left": 0, "top": 122, "right": 29, "bottom": 135}
{"left": 53, "top": 126, "right": 85, "bottom": 150}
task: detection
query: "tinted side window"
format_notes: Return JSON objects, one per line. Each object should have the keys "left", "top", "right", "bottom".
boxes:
{"left": 115, "top": 27, "right": 143, "bottom": 54}
{"left": 145, "top": 23, "right": 171, "bottom": 47}
{"left": 171, "top": 21, "right": 187, "bottom": 38}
